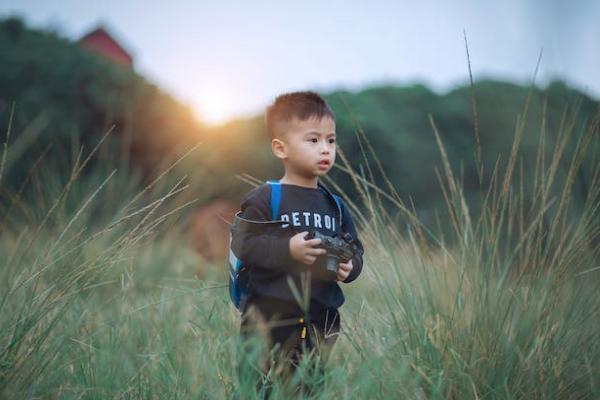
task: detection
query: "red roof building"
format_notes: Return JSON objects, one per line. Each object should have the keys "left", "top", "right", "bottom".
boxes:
{"left": 79, "top": 26, "right": 133, "bottom": 67}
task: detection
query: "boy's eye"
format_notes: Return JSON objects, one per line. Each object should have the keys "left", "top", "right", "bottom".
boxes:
{"left": 329, "top": 138, "right": 336, "bottom": 144}
{"left": 309, "top": 138, "right": 318, "bottom": 143}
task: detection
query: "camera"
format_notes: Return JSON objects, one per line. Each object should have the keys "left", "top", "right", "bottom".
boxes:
{"left": 304, "top": 230, "right": 360, "bottom": 280}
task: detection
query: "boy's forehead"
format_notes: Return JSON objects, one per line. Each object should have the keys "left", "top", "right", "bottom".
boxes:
{"left": 290, "top": 115, "right": 336, "bottom": 134}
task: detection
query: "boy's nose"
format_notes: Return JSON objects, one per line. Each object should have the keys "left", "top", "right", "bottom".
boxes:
{"left": 320, "top": 144, "right": 332, "bottom": 154}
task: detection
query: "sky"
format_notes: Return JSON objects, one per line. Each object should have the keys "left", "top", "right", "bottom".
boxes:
{"left": 2, "top": 0, "right": 599, "bottom": 125}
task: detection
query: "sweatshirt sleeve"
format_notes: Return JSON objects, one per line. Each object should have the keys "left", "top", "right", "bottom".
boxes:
{"left": 230, "top": 186, "right": 296, "bottom": 271}
{"left": 340, "top": 202, "right": 364, "bottom": 283}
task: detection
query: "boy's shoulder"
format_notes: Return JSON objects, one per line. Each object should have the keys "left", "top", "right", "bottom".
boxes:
{"left": 240, "top": 183, "right": 271, "bottom": 205}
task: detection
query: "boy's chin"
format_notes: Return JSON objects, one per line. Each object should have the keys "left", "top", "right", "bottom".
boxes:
{"left": 315, "top": 167, "right": 332, "bottom": 175}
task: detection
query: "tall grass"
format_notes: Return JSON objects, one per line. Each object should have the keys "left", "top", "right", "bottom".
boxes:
{"left": 0, "top": 123, "right": 206, "bottom": 397}
{"left": 322, "top": 95, "right": 599, "bottom": 399}
{"left": 0, "top": 82, "right": 598, "bottom": 399}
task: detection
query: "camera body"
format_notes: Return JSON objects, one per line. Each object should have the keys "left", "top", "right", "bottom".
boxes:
{"left": 305, "top": 230, "right": 360, "bottom": 280}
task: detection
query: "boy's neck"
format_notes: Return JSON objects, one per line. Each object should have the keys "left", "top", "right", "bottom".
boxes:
{"left": 279, "top": 172, "right": 319, "bottom": 188}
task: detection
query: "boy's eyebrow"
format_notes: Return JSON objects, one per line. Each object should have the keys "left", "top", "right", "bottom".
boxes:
{"left": 305, "top": 131, "right": 336, "bottom": 137}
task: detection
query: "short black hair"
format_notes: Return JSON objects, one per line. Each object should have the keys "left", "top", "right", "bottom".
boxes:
{"left": 264, "top": 91, "right": 335, "bottom": 141}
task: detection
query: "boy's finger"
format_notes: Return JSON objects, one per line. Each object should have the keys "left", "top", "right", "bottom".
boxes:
{"left": 338, "top": 263, "right": 351, "bottom": 271}
{"left": 306, "top": 238, "right": 322, "bottom": 246}
{"left": 307, "top": 248, "right": 327, "bottom": 255}
{"left": 305, "top": 255, "right": 316, "bottom": 264}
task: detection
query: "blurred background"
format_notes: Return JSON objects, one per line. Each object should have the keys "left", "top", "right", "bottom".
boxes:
{"left": 1, "top": 0, "right": 598, "bottom": 272}
{"left": 1, "top": 2, "right": 599, "bottom": 398}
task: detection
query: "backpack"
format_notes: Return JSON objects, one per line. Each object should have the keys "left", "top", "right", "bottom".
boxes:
{"left": 227, "top": 180, "right": 344, "bottom": 311}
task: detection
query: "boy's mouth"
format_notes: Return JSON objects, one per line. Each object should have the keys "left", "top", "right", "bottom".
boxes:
{"left": 318, "top": 160, "right": 331, "bottom": 167}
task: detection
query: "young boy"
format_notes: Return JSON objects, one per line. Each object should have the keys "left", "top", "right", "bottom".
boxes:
{"left": 231, "top": 91, "right": 364, "bottom": 396}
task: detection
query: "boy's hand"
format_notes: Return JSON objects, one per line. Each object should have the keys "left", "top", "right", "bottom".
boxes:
{"left": 336, "top": 259, "right": 353, "bottom": 282}
{"left": 289, "top": 231, "right": 326, "bottom": 265}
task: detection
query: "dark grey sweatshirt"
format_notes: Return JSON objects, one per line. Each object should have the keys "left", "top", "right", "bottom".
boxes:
{"left": 230, "top": 182, "right": 364, "bottom": 309}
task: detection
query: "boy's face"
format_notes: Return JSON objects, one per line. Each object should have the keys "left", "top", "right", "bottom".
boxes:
{"left": 272, "top": 115, "right": 336, "bottom": 179}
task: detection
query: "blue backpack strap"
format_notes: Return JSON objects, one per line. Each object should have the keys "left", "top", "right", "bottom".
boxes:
{"left": 266, "top": 180, "right": 282, "bottom": 220}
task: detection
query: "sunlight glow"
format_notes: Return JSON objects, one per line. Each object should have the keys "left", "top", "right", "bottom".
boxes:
{"left": 191, "top": 89, "right": 236, "bottom": 126}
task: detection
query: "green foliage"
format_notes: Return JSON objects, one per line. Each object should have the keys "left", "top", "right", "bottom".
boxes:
{"left": 0, "top": 16, "right": 201, "bottom": 203}
{"left": 323, "top": 81, "right": 597, "bottom": 216}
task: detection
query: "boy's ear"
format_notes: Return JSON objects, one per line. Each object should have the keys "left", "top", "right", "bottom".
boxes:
{"left": 271, "top": 139, "right": 287, "bottom": 160}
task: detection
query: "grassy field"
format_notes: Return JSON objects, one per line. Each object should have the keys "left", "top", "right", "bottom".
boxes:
{"left": 1, "top": 95, "right": 599, "bottom": 399}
